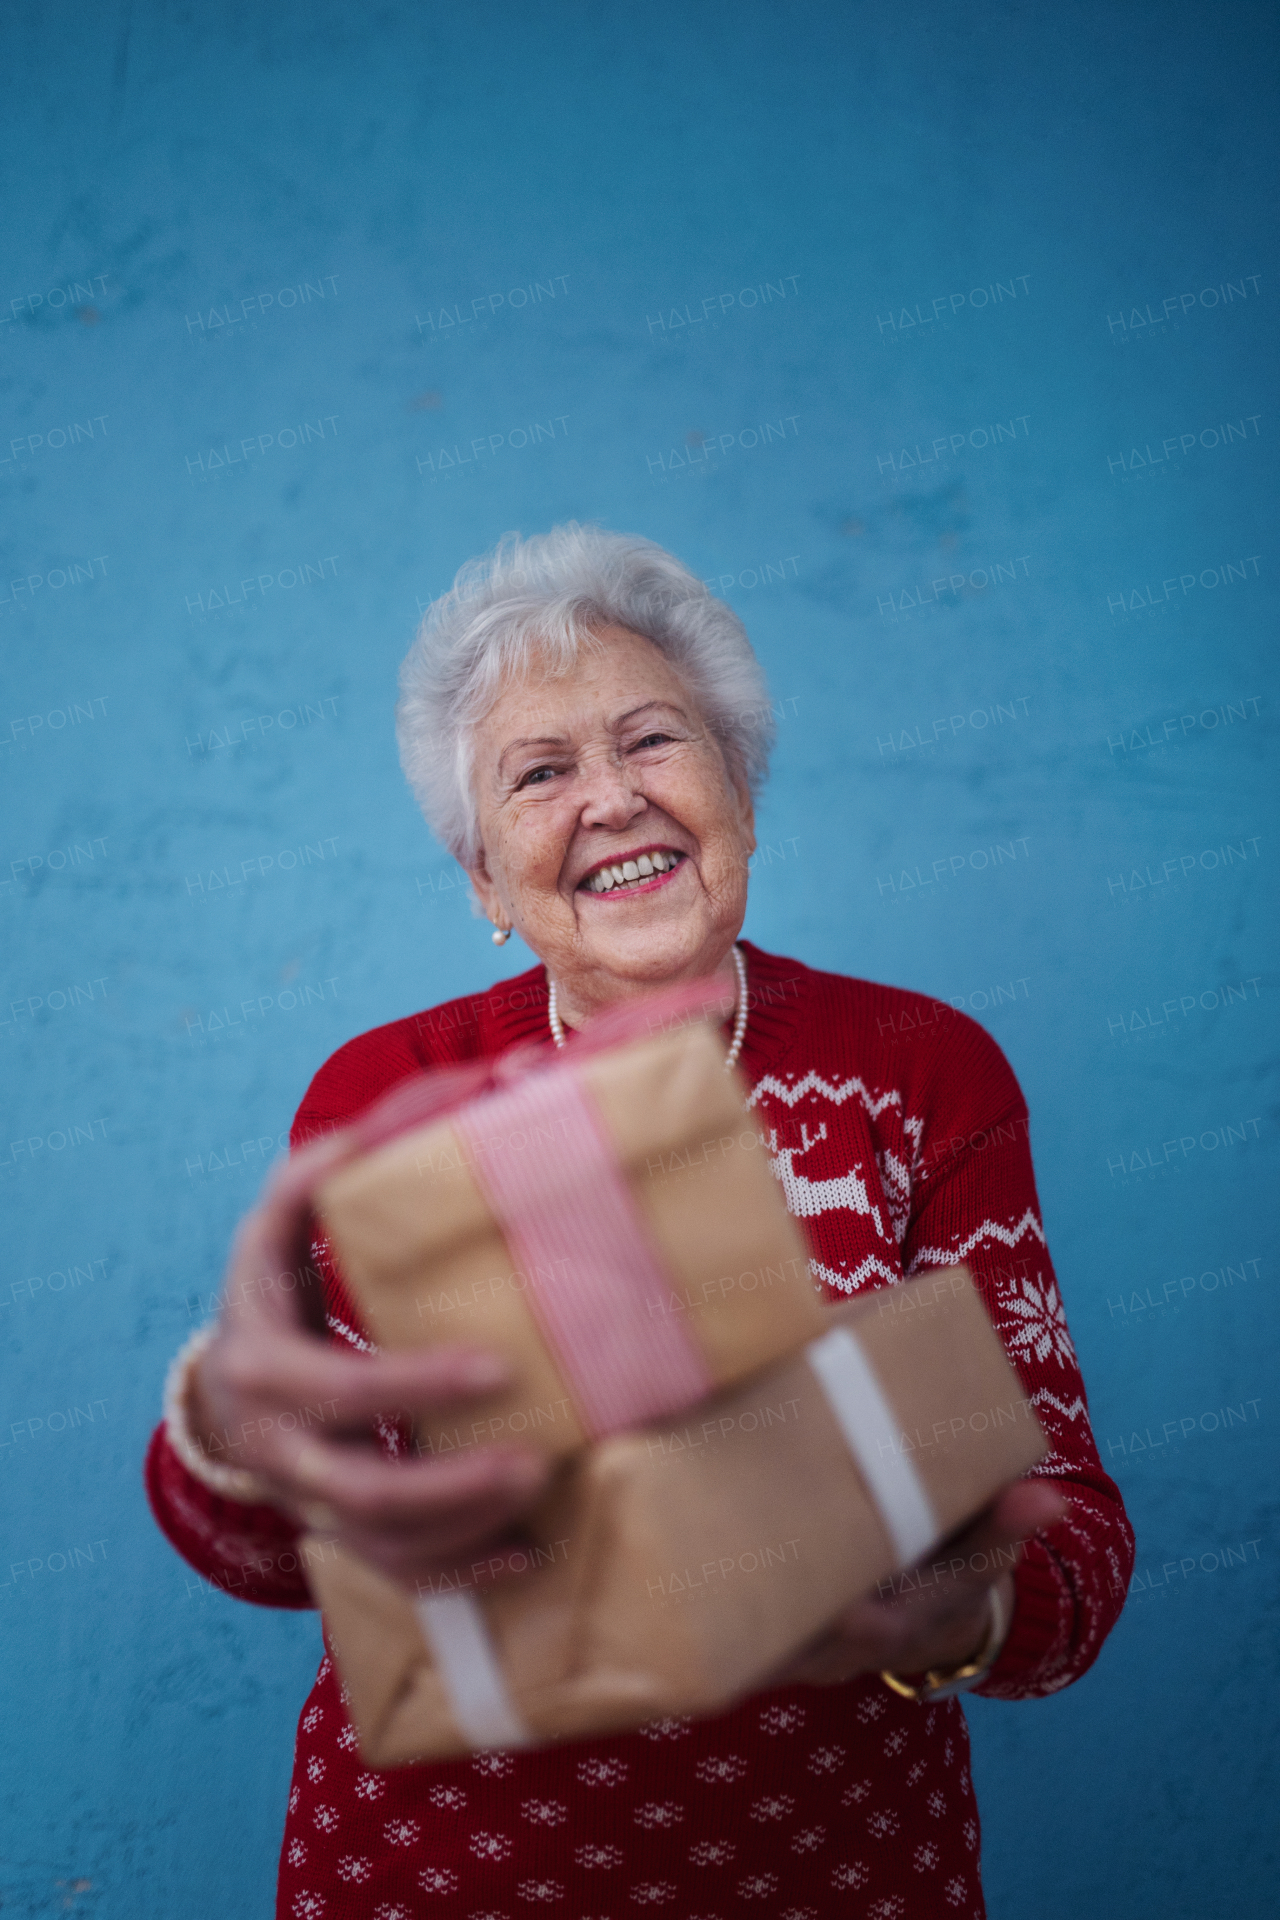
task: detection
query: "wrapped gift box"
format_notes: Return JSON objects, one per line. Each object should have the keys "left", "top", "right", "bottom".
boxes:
{"left": 306, "top": 1265, "right": 1047, "bottom": 1765}
{"left": 314, "top": 984, "right": 828, "bottom": 1461}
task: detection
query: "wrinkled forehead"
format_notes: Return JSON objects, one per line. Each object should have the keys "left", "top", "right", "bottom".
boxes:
{"left": 471, "top": 625, "right": 698, "bottom": 758}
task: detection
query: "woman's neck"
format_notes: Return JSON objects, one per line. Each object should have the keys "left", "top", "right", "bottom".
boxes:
{"left": 547, "top": 941, "right": 741, "bottom": 1034}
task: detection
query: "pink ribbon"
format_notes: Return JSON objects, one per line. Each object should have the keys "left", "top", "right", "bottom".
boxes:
{"left": 345, "top": 976, "right": 738, "bottom": 1436}
{"left": 452, "top": 1066, "right": 712, "bottom": 1438}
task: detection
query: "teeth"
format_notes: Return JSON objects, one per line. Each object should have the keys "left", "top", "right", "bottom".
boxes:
{"left": 585, "top": 850, "right": 682, "bottom": 893}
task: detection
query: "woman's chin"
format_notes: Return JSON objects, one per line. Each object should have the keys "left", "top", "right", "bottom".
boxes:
{"left": 573, "top": 904, "right": 735, "bottom": 983}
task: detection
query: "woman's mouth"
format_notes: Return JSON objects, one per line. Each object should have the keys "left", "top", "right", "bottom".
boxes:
{"left": 577, "top": 847, "right": 688, "bottom": 897}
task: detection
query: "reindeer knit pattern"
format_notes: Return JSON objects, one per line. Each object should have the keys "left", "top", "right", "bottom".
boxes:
{"left": 146, "top": 943, "right": 1133, "bottom": 1919}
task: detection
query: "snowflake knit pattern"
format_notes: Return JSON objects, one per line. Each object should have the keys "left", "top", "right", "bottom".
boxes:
{"left": 146, "top": 943, "right": 1134, "bottom": 1919}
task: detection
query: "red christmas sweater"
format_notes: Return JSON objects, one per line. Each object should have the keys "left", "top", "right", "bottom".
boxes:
{"left": 146, "top": 943, "right": 1133, "bottom": 1920}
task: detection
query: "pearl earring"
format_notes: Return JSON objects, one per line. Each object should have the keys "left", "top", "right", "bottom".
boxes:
{"left": 491, "top": 924, "right": 511, "bottom": 946}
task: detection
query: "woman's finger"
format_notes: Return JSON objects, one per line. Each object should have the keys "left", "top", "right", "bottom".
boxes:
{"left": 260, "top": 1127, "right": 360, "bottom": 1216}
{"left": 207, "top": 1328, "right": 513, "bottom": 1424}
{"left": 955, "top": 1478, "right": 1068, "bottom": 1548}
{"left": 268, "top": 1443, "right": 554, "bottom": 1579}
{"left": 270, "top": 1432, "right": 549, "bottom": 1520}
{"left": 335, "top": 1525, "right": 550, "bottom": 1592}
{"left": 771, "top": 1479, "right": 1071, "bottom": 1686}
{"left": 882, "top": 1480, "right": 1067, "bottom": 1607}
{"left": 219, "top": 1132, "right": 359, "bottom": 1325}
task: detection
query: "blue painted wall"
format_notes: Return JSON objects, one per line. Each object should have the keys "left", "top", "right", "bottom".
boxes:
{"left": 2, "top": 2, "right": 1276, "bottom": 1913}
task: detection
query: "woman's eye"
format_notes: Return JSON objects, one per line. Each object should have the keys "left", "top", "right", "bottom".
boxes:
{"left": 633, "top": 732, "right": 674, "bottom": 750}
{"left": 518, "top": 765, "right": 560, "bottom": 788}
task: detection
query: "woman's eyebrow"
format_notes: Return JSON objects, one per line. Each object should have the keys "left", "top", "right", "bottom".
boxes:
{"left": 610, "top": 700, "right": 689, "bottom": 729}
{"left": 496, "top": 703, "right": 689, "bottom": 777}
{"left": 496, "top": 735, "right": 570, "bottom": 778}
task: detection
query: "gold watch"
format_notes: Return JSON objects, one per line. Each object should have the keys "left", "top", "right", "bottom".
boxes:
{"left": 880, "top": 1581, "right": 1009, "bottom": 1702}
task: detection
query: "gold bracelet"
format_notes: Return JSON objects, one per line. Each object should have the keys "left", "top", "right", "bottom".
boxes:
{"left": 879, "top": 1581, "right": 1009, "bottom": 1702}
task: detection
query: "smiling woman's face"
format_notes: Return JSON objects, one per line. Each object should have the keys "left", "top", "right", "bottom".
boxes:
{"left": 467, "top": 625, "right": 756, "bottom": 1021}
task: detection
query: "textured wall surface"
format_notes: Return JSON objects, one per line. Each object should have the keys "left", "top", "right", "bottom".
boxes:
{"left": 2, "top": 2, "right": 1276, "bottom": 1914}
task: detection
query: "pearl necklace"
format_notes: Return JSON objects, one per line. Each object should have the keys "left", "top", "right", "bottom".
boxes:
{"left": 548, "top": 944, "right": 750, "bottom": 1071}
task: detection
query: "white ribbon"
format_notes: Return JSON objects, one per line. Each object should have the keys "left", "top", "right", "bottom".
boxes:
{"left": 414, "top": 1327, "right": 938, "bottom": 1748}
{"left": 806, "top": 1324, "right": 939, "bottom": 1566}
{"left": 414, "top": 1591, "right": 531, "bottom": 1750}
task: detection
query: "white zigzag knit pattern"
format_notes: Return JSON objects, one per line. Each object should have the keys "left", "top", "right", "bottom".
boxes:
{"left": 905, "top": 1208, "right": 1048, "bottom": 1269}
{"left": 748, "top": 1073, "right": 923, "bottom": 1250}
{"left": 747, "top": 1069, "right": 906, "bottom": 1121}
{"left": 1033, "top": 1390, "right": 1089, "bottom": 1423}
{"left": 810, "top": 1254, "right": 902, "bottom": 1294}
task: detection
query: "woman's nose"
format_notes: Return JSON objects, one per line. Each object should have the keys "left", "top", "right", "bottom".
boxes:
{"left": 576, "top": 752, "right": 647, "bottom": 830}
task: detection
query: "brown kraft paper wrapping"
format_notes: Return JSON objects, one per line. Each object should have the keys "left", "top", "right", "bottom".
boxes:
{"left": 314, "top": 1021, "right": 827, "bottom": 1459}
{"left": 305, "top": 1265, "right": 1048, "bottom": 1766}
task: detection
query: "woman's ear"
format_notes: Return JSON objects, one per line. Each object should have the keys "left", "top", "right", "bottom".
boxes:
{"left": 467, "top": 848, "right": 502, "bottom": 923}
{"left": 737, "top": 781, "right": 757, "bottom": 858}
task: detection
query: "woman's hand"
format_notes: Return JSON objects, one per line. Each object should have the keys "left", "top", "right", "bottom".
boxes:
{"left": 187, "top": 1131, "right": 551, "bottom": 1589}
{"left": 766, "top": 1479, "right": 1067, "bottom": 1687}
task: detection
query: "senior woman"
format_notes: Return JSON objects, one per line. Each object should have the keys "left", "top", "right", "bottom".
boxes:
{"left": 148, "top": 524, "right": 1133, "bottom": 1920}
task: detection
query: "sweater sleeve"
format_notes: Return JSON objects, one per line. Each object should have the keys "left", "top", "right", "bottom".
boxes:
{"left": 900, "top": 1015, "right": 1135, "bottom": 1700}
{"left": 144, "top": 1032, "right": 418, "bottom": 1606}
{"left": 143, "top": 1053, "right": 356, "bottom": 1608}
{"left": 144, "top": 1424, "right": 312, "bottom": 1607}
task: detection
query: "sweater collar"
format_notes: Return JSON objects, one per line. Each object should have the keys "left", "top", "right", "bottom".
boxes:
{"left": 477, "top": 941, "right": 814, "bottom": 1079}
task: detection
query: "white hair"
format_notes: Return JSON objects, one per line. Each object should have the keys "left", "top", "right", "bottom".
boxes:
{"left": 396, "top": 522, "right": 776, "bottom": 865}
